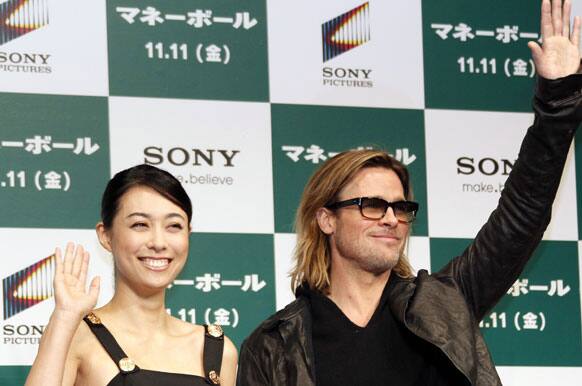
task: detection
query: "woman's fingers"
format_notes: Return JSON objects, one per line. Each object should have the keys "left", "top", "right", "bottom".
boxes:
{"left": 53, "top": 245, "right": 99, "bottom": 314}
{"left": 71, "top": 244, "right": 84, "bottom": 278}
{"left": 63, "top": 242, "right": 74, "bottom": 275}
{"left": 88, "top": 276, "right": 101, "bottom": 305}
{"left": 78, "top": 251, "right": 90, "bottom": 287}
{"left": 54, "top": 247, "right": 63, "bottom": 275}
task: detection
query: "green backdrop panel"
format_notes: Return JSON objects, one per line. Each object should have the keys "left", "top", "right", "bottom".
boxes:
{"left": 0, "top": 93, "right": 109, "bottom": 229}
{"left": 430, "top": 238, "right": 582, "bottom": 366}
{"left": 272, "top": 103, "right": 427, "bottom": 236}
{"left": 423, "top": 0, "right": 538, "bottom": 112}
{"left": 107, "top": 0, "right": 269, "bottom": 101}
{"left": 166, "top": 232, "right": 275, "bottom": 348}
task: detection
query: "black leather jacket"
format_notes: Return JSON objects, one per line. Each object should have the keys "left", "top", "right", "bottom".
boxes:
{"left": 237, "top": 75, "right": 582, "bottom": 386}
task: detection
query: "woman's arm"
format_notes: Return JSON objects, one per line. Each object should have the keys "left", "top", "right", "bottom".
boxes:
{"left": 219, "top": 336, "right": 239, "bottom": 386}
{"left": 25, "top": 243, "right": 100, "bottom": 386}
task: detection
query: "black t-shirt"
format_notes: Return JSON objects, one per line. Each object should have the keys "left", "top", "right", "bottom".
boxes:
{"left": 308, "top": 277, "right": 468, "bottom": 386}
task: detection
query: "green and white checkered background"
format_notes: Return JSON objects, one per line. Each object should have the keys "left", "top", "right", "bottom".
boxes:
{"left": 1, "top": 0, "right": 581, "bottom": 384}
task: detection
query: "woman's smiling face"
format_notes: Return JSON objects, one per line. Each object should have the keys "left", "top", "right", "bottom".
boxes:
{"left": 99, "top": 185, "right": 190, "bottom": 292}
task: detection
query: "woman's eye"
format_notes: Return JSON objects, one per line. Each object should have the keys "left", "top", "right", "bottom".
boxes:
{"left": 169, "top": 223, "right": 183, "bottom": 230}
{"left": 131, "top": 222, "right": 147, "bottom": 229}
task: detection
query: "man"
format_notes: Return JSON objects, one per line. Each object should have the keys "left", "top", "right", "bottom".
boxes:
{"left": 237, "top": 1, "right": 582, "bottom": 385}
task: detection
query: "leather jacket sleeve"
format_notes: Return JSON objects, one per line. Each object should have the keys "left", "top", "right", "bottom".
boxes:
{"left": 438, "top": 73, "right": 582, "bottom": 322}
{"left": 237, "top": 343, "right": 271, "bottom": 385}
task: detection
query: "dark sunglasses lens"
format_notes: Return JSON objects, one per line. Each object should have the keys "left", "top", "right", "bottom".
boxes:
{"left": 361, "top": 198, "right": 388, "bottom": 219}
{"left": 393, "top": 201, "right": 417, "bottom": 223}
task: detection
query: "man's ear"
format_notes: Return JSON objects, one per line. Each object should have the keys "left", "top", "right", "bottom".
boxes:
{"left": 96, "top": 222, "right": 112, "bottom": 252}
{"left": 316, "top": 207, "right": 336, "bottom": 235}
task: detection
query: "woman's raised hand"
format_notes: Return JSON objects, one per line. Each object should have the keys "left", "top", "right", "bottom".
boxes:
{"left": 53, "top": 243, "right": 100, "bottom": 318}
{"left": 529, "top": 0, "right": 581, "bottom": 79}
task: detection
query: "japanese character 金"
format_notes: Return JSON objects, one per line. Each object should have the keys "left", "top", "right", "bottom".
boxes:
{"left": 205, "top": 44, "right": 222, "bottom": 62}
{"left": 43, "top": 171, "right": 63, "bottom": 190}
{"left": 511, "top": 59, "right": 529, "bottom": 76}
{"left": 213, "top": 308, "right": 231, "bottom": 326}
{"left": 522, "top": 312, "right": 539, "bottom": 330}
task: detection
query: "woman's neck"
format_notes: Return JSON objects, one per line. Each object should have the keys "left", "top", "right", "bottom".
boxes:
{"left": 97, "top": 281, "right": 171, "bottom": 332}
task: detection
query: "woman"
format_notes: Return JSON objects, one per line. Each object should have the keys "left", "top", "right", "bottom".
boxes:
{"left": 25, "top": 164, "right": 238, "bottom": 386}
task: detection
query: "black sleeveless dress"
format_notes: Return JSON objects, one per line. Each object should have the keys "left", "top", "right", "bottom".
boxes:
{"left": 83, "top": 313, "right": 225, "bottom": 385}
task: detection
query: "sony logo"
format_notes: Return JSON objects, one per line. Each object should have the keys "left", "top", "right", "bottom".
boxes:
{"left": 322, "top": 67, "right": 372, "bottom": 79}
{"left": 144, "top": 147, "right": 240, "bottom": 167}
{"left": 0, "top": 52, "right": 50, "bottom": 65}
{"left": 457, "top": 157, "right": 515, "bottom": 176}
{"left": 2, "top": 324, "right": 45, "bottom": 336}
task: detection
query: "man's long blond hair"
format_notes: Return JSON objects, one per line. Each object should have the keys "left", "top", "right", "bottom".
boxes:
{"left": 290, "top": 149, "right": 415, "bottom": 293}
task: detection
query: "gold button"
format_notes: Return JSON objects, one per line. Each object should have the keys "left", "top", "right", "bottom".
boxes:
{"left": 118, "top": 357, "right": 136, "bottom": 372}
{"left": 207, "top": 324, "right": 224, "bottom": 338}
{"left": 208, "top": 370, "right": 220, "bottom": 384}
{"left": 86, "top": 312, "right": 101, "bottom": 325}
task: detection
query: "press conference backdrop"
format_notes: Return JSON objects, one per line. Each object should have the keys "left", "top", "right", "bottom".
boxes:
{"left": 1, "top": 0, "right": 581, "bottom": 384}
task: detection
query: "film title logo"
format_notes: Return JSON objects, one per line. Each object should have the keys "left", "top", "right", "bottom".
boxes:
{"left": 2, "top": 254, "right": 55, "bottom": 345}
{"left": 144, "top": 146, "right": 240, "bottom": 186}
{"left": 321, "top": 2, "right": 373, "bottom": 88}
{"left": 0, "top": 0, "right": 52, "bottom": 73}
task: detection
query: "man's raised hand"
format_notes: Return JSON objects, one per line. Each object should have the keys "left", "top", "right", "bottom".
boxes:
{"left": 529, "top": 0, "right": 581, "bottom": 79}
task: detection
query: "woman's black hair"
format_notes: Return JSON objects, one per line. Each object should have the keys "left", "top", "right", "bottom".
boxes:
{"left": 100, "top": 164, "right": 192, "bottom": 228}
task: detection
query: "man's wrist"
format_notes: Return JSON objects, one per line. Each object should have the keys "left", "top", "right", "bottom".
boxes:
{"left": 536, "top": 72, "right": 582, "bottom": 103}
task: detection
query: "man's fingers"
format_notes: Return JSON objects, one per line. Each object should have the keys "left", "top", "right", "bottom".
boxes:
{"left": 528, "top": 41, "right": 543, "bottom": 62}
{"left": 572, "top": 16, "right": 581, "bottom": 48}
{"left": 552, "top": 0, "right": 563, "bottom": 36}
{"left": 541, "top": 0, "right": 554, "bottom": 38}
{"left": 563, "top": 0, "right": 571, "bottom": 36}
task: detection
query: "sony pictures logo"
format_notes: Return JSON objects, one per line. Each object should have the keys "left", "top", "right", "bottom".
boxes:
{"left": 0, "top": 0, "right": 52, "bottom": 74}
{"left": 321, "top": 2, "right": 373, "bottom": 88}
{"left": 1, "top": 255, "right": 55, "bottom": 345}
